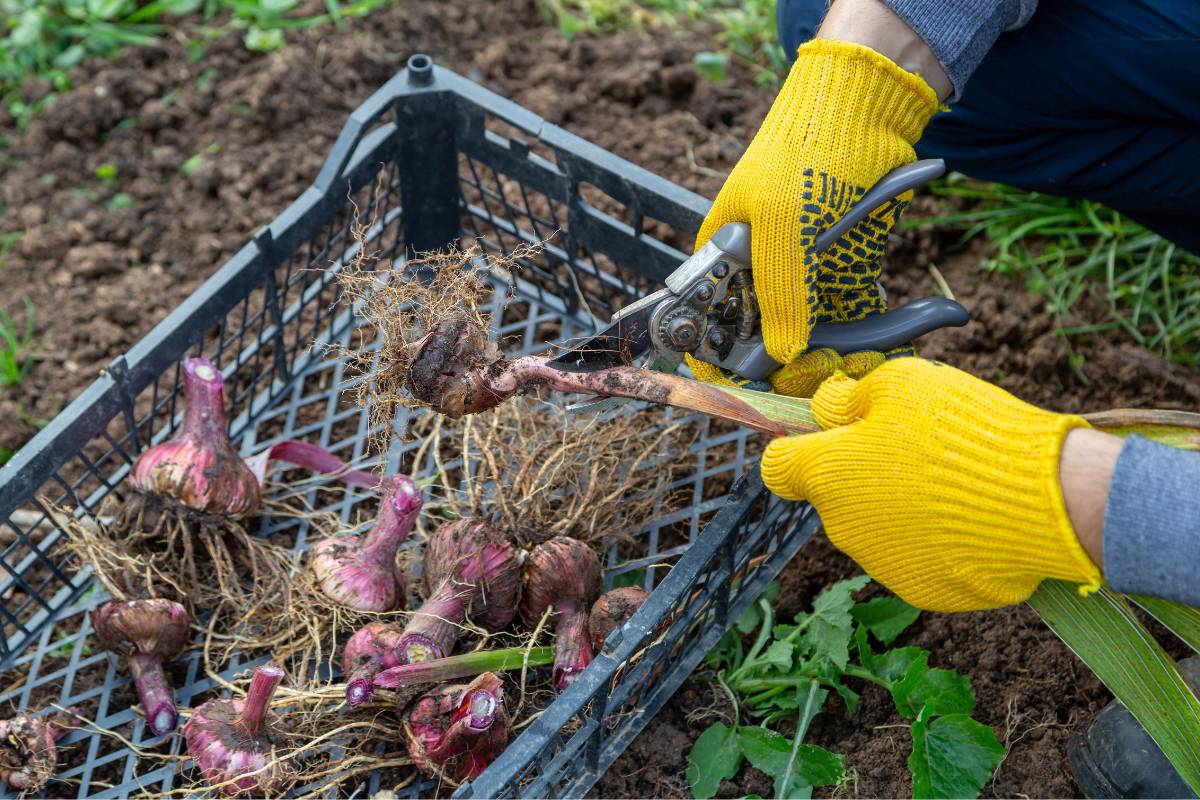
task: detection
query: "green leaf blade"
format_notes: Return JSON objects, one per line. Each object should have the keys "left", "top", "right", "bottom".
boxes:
{"left": 688, "top": 722, "right": 742, "bottom": 800}
{"left": 893, "top": 667, "right": 975, "bottom": 720}
{"left": 1028, "top": 581, "right": 1200, "bottom": 793}
{"left": 852, "top": 596, "right": 921, "bottom": 645}
{"left": 909, "top": 714, "right": 1004, "bottom": 799}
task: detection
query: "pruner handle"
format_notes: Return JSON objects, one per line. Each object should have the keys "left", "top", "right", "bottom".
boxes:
{"left": 696, "top": 159, "right": 966, "bottom": 382}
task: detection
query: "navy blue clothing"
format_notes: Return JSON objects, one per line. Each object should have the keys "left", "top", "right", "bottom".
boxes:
{"left": 776, "top": 0, "right": 1200, "bottom": 251}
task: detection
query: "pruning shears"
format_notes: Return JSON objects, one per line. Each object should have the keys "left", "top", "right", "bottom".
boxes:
{"left": 548, "top": 159, "right": 969, "bottom": 411}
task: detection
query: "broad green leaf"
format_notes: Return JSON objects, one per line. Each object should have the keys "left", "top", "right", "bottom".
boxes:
{"left": 761, "top": 640, "right": 794, "bottom": 673}
{"left": 852, "top": 596, "right": 921, "bottom": 645}
{"left": 694, "top": 51, "right": 727, "bottom": 83}
{"left": 243, "top": 25, "right": 284, "bottom": 52}
{"left": 793, "top": 681, "right": 828, "bottom": 738}
{"left": 736, "top": 584, "right": 778, "bottom": 635}
{"left": 180, "top": 152, "right": 204, "bottom": 176}
{"left": 1131, "top": 595, "right": 1200, "bottom": 654}
{"left": 824, "top": 672, "right": 859, "bottom": 715}
{"left": 773, "top": 623, "right": 801, "bottom": 640}
{"left": 1029, "top": 581, "right": 1200, "bottom": 793}
{"left": 792, "top": 744, "right": 843, "bottom": 789}
{"left": 871, "top": 647, "right": 927, "bottom": 685}
{"left": 736, "top": 602, "right": 763, "bottom": 635}
{"left": 688, "top": 722, "right": 743, "bottom": 799}
{"left": 738, "top": 727, "right": 844, "bottom": 797}
{"left": 808, "top": 617, "right": 854, "bottom": 670}
{"left": 909, "top": 713, "right": 1004, "bottom": 799}
{"left": 10, "top": 9, "right": 43, "bottom": 48}
{"left": 812, "top": 575, "right": 870, "bottom": 628}
{"left": 893, "top": 667, "right": 975, "bottom": 720}
{"left": 854, "top": 624, "right": 874, "bottom": 670}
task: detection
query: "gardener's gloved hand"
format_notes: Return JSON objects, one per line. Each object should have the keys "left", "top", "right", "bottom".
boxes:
{"left": 761, "top": 358, "right": 1103, "bottom": 612}
{"left": 686, "top": 39, "right": 937, "bottom": 398}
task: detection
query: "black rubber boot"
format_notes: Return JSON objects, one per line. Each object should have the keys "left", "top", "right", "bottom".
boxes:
{"left": 1068, "top": 655, "right": 1200, "bottom": 799}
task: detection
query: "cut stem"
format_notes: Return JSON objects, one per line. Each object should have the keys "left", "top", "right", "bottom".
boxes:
{"left": 373, "top": 646, "right": 555, "bottom": 689}
{"left": 128, "top": 652, "right": 176, "bottom": 737}
{"left": 485, "top": 357, "right": 799, "bottom": 437}
{"left": 241, "top": 665, "right": 284, "bottom": 737}
{"left": 244, "top": 439, "right": 379, "bottom": 489}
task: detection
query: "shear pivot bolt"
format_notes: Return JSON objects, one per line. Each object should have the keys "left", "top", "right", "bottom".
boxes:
{"left": 708, "top": 330, "right": 726, "bottom": 348}
{"left": 667, "top": 318, "right": 698, "bottom": 348}
{"left": 695, "top": 283, "right": 714, "bottom": 302}
{"left": 712, "top": 262, "right": 729, "bottom": 279}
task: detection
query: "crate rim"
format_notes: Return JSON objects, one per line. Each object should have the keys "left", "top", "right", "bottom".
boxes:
{"left": 0, "top": 56, "right": 815, "bottom": 800}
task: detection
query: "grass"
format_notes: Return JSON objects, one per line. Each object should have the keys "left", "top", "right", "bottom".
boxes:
{"left": 1, "top": 0, "right": 394, "bottom": 125}
{"left": 537, "top": 0, "right": 785, "bottom": 86}
{"left": 0, "top": 297, "right": 36, "bottom": 388}
{"left": 910, "top": 177, "right": 1200, "bottom": 369}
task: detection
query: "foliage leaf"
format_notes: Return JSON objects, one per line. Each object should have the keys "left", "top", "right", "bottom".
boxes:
{"left": 688, "top": 722, "right": 743, "bottom": 800}
{"left": 1028, "top": 581, "right": 1200, "bottom": 793}
{"left": 693, "top": 51, "right": 727, "bottom": 83}
{"left": 871, "top": 647, "right": 927, "bottom": 686}
{"left": 908, "top": 713, "right": 1004, "bottom": 799}
{"left": 761, "top": 640, "right": 794, "bottom": 673}
{"left": 852, "top": 596, "right": 921, "bottom": 645}
{"left": 808, "top": 617, "right": 854, "bottom": 671}
{"left": 812, "top": 575, "right": 870, "bottom": 627}
{"left": 1131, "top": 595, "right": 1200, "bottom": 655}
{"left": 738, "top": 726, "right": 844, "bottom": 798}
{"left": 893, "top": 667, "right": 975, "bottom": 720}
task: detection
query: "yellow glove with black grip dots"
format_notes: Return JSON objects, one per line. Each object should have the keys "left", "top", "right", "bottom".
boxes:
{"left": 760, "top": 358, "right": 1104, "bottom": 612}
{"left": 686, "top": 38, "right": 937, "bottom": 396}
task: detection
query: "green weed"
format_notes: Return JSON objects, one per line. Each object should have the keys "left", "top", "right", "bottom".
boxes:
{"left": 687, "top": 578, "right": 1003, "bottom": 799}
{"left": 1, "top": 0, "right": 394, "bottom": 125}
{"left": 49, "top": 636, "right": 93, "bottom": 659}
{"left": 912, "top": 177, "right": 1200, "bottom": 368}
{"left": 537, "top": 0, "right": 784, "bottom": 86}
{"left": 0, "top": 298, "right": 36, "bottom": 388}
{"left": 0, "top": 230, "right": 21, "bottom": 270}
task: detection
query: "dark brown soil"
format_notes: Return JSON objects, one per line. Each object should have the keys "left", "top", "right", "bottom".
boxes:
{"left": 2, "top": 1, "right": 1198, "bottom": 798}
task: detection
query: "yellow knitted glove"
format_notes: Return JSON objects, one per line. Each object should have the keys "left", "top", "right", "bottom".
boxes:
{"left": 690, "top": 39, "right": 936, "bottom": 396}
{"left": 760, "top": 359, "right": 1103, "bottom": 612}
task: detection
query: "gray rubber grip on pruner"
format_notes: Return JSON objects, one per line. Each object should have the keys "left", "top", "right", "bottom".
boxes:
{"left": 813, "top": 159, "right": 946, "bottom": 253}
{"left": 806, "top": 296, "right": 969, "bottom": 354}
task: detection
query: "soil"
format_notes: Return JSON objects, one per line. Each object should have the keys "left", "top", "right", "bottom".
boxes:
{"left": 1, "top": 0, "right": 1198, "bottom": 798}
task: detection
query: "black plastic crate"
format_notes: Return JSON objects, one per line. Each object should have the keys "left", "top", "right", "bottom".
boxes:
{"left": 0, "top": 55, "right": 820, "bottom": 798}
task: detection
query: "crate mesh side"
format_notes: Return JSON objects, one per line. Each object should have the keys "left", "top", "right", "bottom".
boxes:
{"left": 0, "top": 78, "right": 806, "bottom": 799}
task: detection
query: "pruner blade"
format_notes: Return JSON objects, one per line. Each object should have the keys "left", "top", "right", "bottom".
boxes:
{"left": 546, "top": 288, "right": 667, "bottom": 373}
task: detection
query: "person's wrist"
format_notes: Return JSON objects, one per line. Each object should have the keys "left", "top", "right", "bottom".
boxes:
{"left": 1060, "top": 428, "right": 1124, "bottom": 570}
{"left": 816, "top": 0, "right": 952, "bottom": 101}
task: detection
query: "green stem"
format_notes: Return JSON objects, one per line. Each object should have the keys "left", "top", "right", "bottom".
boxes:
{"left": 733, "top": 664, "right": 890, "bottom": 694}
{"left": 779, "top": 680, "right": 821, "bottom": 800}
{"left": 371, "top": 645, "right": 555, "bottom": 689}
{"left": 730, "top": 599, "right": 774, "bottom": 683}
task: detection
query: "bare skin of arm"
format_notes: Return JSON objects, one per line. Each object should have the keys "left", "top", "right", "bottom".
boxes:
{"left": 1060, "top": 428, "right": 1123, "bottom": 571}
{"left": 817, "top": 0, "right": 954, "bottom": 101}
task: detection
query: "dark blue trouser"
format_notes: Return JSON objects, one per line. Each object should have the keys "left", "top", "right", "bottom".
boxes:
{"left": 776, "top": 0, "right": 1200, "bottom": 251}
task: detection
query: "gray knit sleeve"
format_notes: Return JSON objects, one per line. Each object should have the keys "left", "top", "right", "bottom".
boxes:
{"left": 878, "top": 0, "right": 1038, "bottom": 99}
{"left": 1102, "top": 436, "right": 1200, "bottom": 608}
